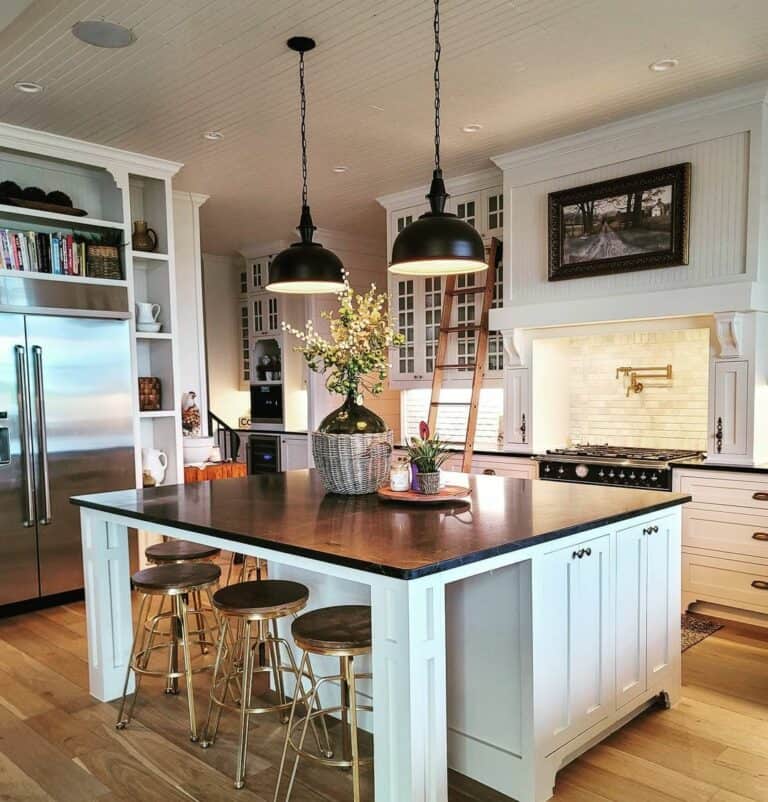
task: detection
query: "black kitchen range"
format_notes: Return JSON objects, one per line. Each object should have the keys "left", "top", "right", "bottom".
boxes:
{"left": 534, "top": 444, "right": 703, "bottom": 491}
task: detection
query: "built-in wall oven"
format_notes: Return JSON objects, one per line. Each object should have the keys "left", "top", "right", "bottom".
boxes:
{"left": 534, "top": 445, "right": 703, "bottom": 492}
{"left": 248, "top": 434, "right": 281, "bottom": 474}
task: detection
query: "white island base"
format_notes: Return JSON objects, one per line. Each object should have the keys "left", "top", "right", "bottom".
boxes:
{"left": 271, "top": 507, "right": 681, "bottom": 801}
{"left": 78, "top": 498, "right": 681, "bottom": 802}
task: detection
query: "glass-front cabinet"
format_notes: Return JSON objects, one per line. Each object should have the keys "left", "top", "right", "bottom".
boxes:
{"left": 386, "top": 185, "right": 504, "bottom": 388}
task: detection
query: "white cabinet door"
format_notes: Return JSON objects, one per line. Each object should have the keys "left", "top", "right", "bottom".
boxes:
{"left": 645, "top": 516, "right": 677, "bottom": 688}
{"left": 537, "top": 533, "right": 612, "bottom": 753}
{"left": 281, "top": 435, "right": 309, "bottom": 470}
{"left": 251, "top": 295, "right": 281, "bottom": 338}
{"left": 483, "top": 188, "right": 504, "bottom": 239}
{"left": 615, "top": 522, "right": 647, "bottom": 708}
{"left": 504, "top": 368, "right": 530, "bottom": 447}
{"left": 391, "top": 276, "right": 427, "bottom": 384}
{"left": 249, "top": 256, "right": 272, "bottom": 292}
{"left": 238, "top": 300, "right": 250, "bottom": 389}
{"left": 713, "top": 360, "right": 749, "bottom": 456}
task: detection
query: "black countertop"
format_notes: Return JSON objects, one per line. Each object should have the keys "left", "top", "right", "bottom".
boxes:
{"left": 72, "top": 471, "right": 689, "bottom": 579}
{"left": 672, "top": 459, "right": 768, "bottom": 475}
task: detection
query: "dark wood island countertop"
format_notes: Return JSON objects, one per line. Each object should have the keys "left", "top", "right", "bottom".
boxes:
{"left": 72, "top": 470, "right": 690, "bottom": 579}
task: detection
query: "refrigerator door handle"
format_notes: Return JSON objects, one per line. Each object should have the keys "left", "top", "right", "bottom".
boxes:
{"left": 32, "top": 345, "right": 52, "bottom": 525}
{"left": 14, "top": 345, "right": 36, "bottom": 527}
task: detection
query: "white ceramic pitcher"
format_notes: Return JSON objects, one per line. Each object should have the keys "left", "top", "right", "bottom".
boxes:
{"left": 136, "top": 302, "right": 161, "bottom": 324}
{"left": 141, "top": 447, "right": 168, "bottom": 485}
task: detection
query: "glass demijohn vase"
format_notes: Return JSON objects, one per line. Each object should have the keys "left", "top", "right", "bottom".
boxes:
{"left": 318, "top": 391, "right": 386, "bottom": 434}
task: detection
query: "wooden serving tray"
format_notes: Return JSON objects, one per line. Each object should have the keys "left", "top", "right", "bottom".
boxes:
{"left": 377, "top": 484, "right": 471, "bottom": 504}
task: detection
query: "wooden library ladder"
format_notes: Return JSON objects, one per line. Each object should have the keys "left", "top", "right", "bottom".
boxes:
{"left": 426, "top": 237, "right": 501, "bottom": 472}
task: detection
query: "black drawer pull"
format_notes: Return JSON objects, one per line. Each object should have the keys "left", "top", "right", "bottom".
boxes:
{"left": 573, "top": 549, "right": 584, "bottom": 559}
{"left": 643, "top": 525, "right": 659, "bottom": 535}
{"left": 752, "top": 532, "right": 768, "bottom": 542}
{"left": 584, "top": 547, "right": 592, "bottom": 557}
{"left": 751, "top": 580, "right": 768, "bottom": 591}
{"left": 753, "top": 492, "right": 768, "bottom": 502}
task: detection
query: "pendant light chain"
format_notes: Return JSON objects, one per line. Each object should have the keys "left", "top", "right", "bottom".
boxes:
{"left": 433, "top": 0, "right": 441, "bottom": 171}
{"left": 299, "top": 50, "right": 309, "bottom": 207}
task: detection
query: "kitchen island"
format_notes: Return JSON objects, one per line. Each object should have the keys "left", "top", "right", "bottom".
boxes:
{"left": 72, "top": 471, "right": 689, "bottom": 802}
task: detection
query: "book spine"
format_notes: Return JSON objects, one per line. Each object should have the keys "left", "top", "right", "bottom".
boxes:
{"left": 0, "top": 231, "right": 11, "bottom": 269}
{"left": 13, "top": 234, "right": 23, "bottom": 270}
{"left": 27, "top": 232, "right": 38, "bottom": 272}
{"left": 66, "top": 234, "right": 73, "bottom": 275}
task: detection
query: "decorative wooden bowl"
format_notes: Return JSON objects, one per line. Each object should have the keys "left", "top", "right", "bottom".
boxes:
{"left": 376, "top": 484, "right": 471, "bottom": 504}
{"left": 1, "top": 196, "right": 88, "bottom": 216}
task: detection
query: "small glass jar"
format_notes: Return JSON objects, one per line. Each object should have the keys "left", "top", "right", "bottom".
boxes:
{"left": 390, "top": 457, "right": 411, "bottom": 492}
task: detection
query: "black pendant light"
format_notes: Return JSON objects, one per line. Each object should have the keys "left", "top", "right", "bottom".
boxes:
{"left": 389, "top": 0, "right": 486, "bottom": 276}
{"left": 266, "top": 37, "right": 346, "bottom": 294}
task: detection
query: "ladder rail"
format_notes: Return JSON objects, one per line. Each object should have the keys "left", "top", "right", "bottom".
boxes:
{"left": 425, "top": 238, "right": 501, "bottom": 473}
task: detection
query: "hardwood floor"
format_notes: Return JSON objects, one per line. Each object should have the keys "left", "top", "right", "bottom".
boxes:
{"left": 0, "top": 602, "right": 765, "bottom": 802}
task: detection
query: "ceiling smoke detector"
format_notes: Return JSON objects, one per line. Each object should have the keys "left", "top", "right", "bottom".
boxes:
{"left": 202, "top": 130, "right": 224, "bottom": 141}
{"left": 14, "top": 81, "right": 43, "bottom": 94}
{"left": 332, "top": 165, "right": 349, "bottom": 173}
{"left": 461, "top": 123, "right": 483, "bottom": 133}
{"left": 72, "top": 20, "right": 136, "bottom": 48}
{"left": 649, "top": 57, "right": 679, "bottom": 72}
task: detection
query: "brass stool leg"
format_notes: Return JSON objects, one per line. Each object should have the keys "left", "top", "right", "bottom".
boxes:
{"left": 284, "top": 664, "right": 324, "bottom": 802}
{"left": 269, "top": 620, "right": 288, "bottom": 724}
{"left": 273, "top": 651, "right": 308, "bottom": 802}
{"left": 166, "top": 596, "right": 181, "bottom": 695}
{"left": 193, "top": 590, "right": 209, "bottom": 656}
{"left": 201, "top": 616, "right": 229, "bottom": 748}
{"left": 340, "top": 657, "right": 351, "bottom": 765}
{"left": 346, "top": 657, "right": 362, "bottom": 802}
{"left": 116, "top": 592, "right": 149, "bottom": 729}
{"left": 177, "top": 593, "right": 198, "bottom": 741}
{"left": 234, "top": 619, "right": 255, "bottom": 789}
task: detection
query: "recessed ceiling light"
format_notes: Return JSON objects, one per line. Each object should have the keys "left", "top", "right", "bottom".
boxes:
{"left": 332, "top": 165, "right": 348, "bottom": 173}
{"left": 72, "top": 20, "right": 136, "bottom": 48}
{"left": 14, "top": 81, "right": 43, "bottom": 94}
{"left": 649, "top": 57, "right": 679, "bottom": 72}
{"left": 462, "top": 123, "right": 483, "bottom": 133}
{"left": 202, "top": 130, "right": 224, "bottom": 141}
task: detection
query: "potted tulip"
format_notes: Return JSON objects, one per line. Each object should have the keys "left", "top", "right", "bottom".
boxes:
{"left": 405, "top": 432, "right": 452, "bottom": 495}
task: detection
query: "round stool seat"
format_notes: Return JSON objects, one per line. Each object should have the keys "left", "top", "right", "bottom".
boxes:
{"left": 132, "top": 562, "right": 221, "bottom": 594}
{"left": 292, "top": 605, "right": 371, "bottom": 656}
{"left": 145, "top": 539, "right": 220, "bottom": 563}
{"left": 212, "top": 580, "right": 309, "bottom": 620}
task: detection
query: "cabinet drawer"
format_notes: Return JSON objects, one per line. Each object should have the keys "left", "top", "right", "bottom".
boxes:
{"left": 678, "top": 473, "right": 768, "bottom": 513}
{"left": 683, "top": 508, "right": 768, "bottom": 560}
{"left": 683, "top": 552, "right": 768, "bottom": 613}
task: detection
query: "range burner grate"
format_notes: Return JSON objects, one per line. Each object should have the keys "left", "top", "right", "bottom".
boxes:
{"left": 547, "top": 445, "right": 702, "bottom": 462}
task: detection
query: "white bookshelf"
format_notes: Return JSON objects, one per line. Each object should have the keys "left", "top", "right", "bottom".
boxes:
{"left": 0, "top": 121, "right": 185, "bottom": 494}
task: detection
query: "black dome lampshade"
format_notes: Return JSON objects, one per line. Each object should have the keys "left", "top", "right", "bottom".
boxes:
{"left": 389, "top": 169, "right": 486, "bottom": 276}
{"left": 388, "top": 0, "right": 487, "bottom": 278}
{"left": 266, "top": 36, "right": 346, "bottom": 294}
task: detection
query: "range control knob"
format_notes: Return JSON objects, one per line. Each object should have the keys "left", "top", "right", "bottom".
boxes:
{"left": 619, "top": 471, "right": 626, "bottom": 479}
{"left": 608, "top": 470, "right": 615, "bottom": 478}
{"left": 557, "top": 466, "right": 565, "bottom": 475}
{"left": 629, "top": 472, "right": 636, "bottom": 480}
{"left": 598, "top": 469, "right": 605, "bottom": 478}
{"left": 575, "top": 464, "right": 589, "bottom": 479}
{"left": 650, "top": 473, "right": 658, "bottom": 482}
{"left": 544, "top": 465, "right": 551, "bottom": 474}
{"left": 640, "top": 473, "right": 647, "bottom": 481}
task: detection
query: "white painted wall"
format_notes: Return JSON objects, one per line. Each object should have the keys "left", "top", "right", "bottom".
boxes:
{"left": 203, "top": 252, "right": 249, "bottom": 427}
{"left": 173, "top": 191, "right": 209, "bottom": 427}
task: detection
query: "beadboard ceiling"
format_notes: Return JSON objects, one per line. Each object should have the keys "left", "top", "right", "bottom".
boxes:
{"left": 1, "top": 0, "right": 768, "bottom": 255}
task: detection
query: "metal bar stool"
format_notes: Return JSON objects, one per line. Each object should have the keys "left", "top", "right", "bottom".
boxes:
{"left": 274, "top": 605, "right": 372, "bottom": 802}
{"left": 145, "top": 540, "right": 222, "bottom": 658}
{"left": 201, "top": 580, "right": 330, "bottom": 790}
{"left": 116, "top": 562, "right": 221, "bottom": 741}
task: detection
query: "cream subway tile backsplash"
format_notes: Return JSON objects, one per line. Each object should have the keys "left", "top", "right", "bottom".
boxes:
{"left": 568, "top": 329, "right": 709, "bottom": 450}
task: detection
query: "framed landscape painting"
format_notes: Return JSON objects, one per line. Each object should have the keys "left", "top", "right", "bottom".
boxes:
{"left": 547, "top": 162, "right": 691, "bottom": 281}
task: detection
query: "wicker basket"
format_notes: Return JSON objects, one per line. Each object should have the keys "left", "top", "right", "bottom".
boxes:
{"left": 311, "top": 430, "right": 393, "bottom": 495}
{"left": 86, "top": 244, "right": 122, "bottom": 280}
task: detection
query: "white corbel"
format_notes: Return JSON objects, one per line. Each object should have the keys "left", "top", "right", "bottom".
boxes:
{"left": 714, "top": 312, "right": 744, "bottom": 358}
{"left": 502, "top": 329, "right": 526, "bottom": 367}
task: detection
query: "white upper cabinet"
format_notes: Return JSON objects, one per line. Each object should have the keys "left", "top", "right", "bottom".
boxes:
{"left": 239, "top": 300, "right": 250, "bottom": 389}
{"left": 249, "top": 255, "right": 272, "bottom": 293}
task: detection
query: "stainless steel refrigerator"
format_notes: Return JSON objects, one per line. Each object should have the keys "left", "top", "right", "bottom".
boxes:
{"left": 0, "top": 310, "right": 134, "bottom": 606}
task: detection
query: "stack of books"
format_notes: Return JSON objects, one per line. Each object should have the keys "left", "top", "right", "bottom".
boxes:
{"left": 0, "top": 229, "right": 88, "bottom": 275}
